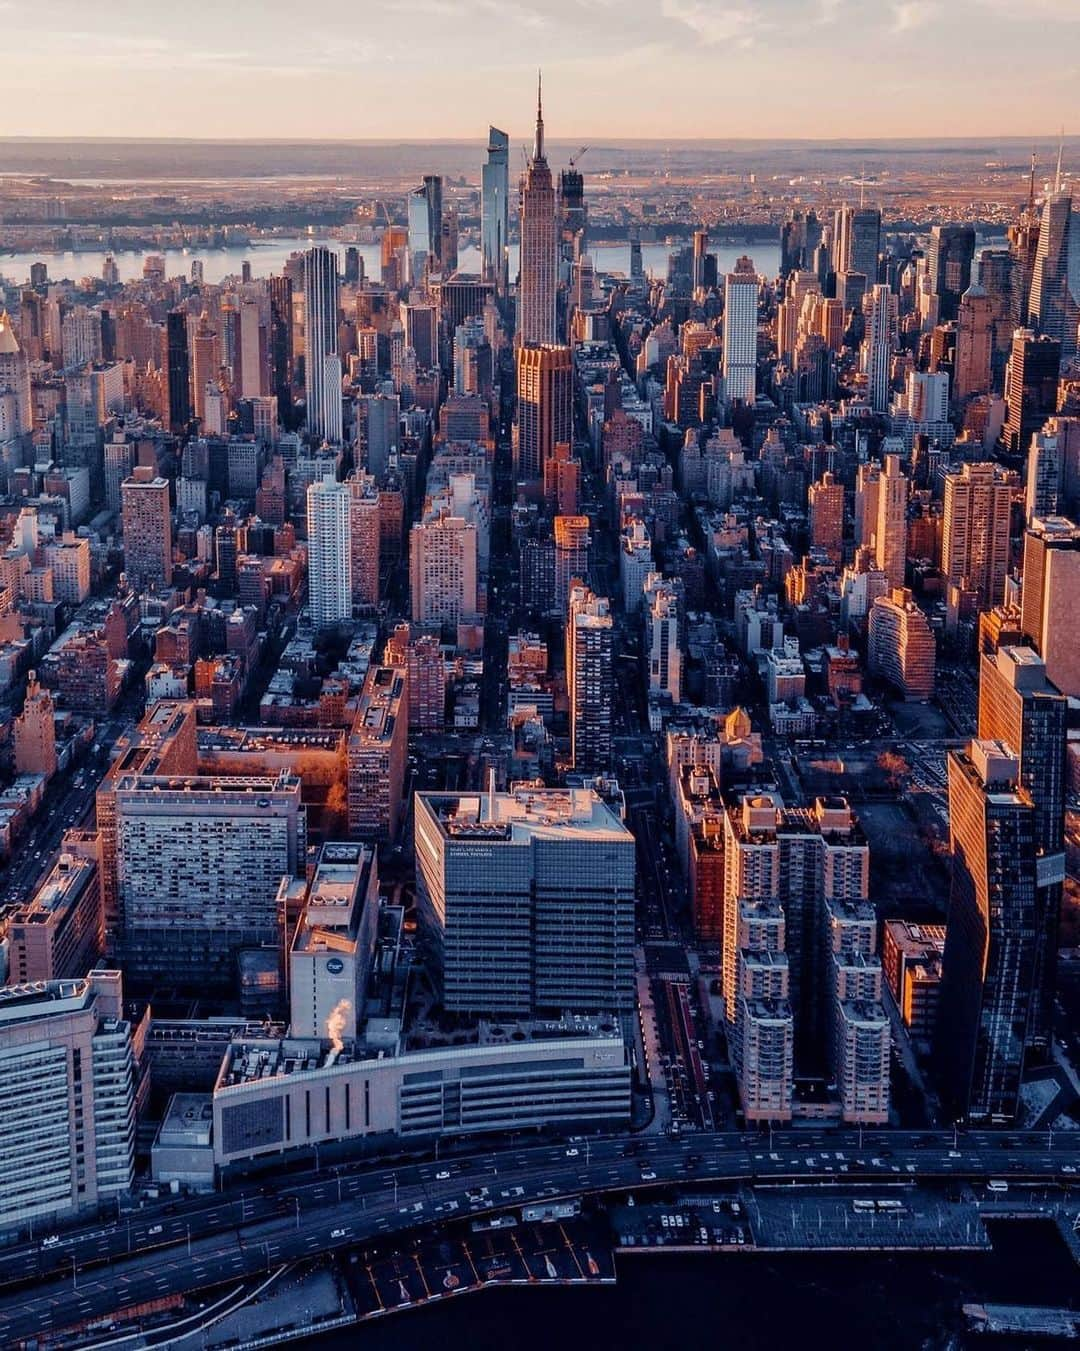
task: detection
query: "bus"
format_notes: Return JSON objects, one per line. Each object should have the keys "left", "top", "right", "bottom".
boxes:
{"left": 521, "top": 1199, "right": 581, "bottom": 1224}
{"left": 986, "top": 1180, "right": 1009, "bottom": 1194}
{"left": 472, "top": 1216, "right": 518, "bottom": 1233}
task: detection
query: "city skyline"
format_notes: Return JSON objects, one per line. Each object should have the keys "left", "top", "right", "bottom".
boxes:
{"left": 1, "top": 0, "right": 1076, "bottom": 141}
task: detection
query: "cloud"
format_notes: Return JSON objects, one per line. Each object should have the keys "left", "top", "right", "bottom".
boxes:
{"left": 397, "top": 0, "right": 545, "bottom": 24}
{"left": 815, "top": 0, "right": 844, "bottom": 22}
{"left": 890, "top": 0, "right": 938, "bottom": 31}
{"left": 660, "top": 0, "right": 761, "bottom": 46}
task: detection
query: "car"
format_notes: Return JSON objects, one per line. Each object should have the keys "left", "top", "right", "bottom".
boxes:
{"left": 41, "top": 1235, "right": 60, "bottom": 1248}
{"left": 435, "top": 1169, "right": 451, "bottom": 1180}
{"left": 147, "top": 1224, "right": 163, "bottom": 1236}
{"left": 565, "top": 1147, "right": 579, "bottom": 1157}
{"left": 330, "top": 1228, "right": 349, "bottom": 1239}
{"left": 639, "top": 1168, "right": 657, "bottom": 1181}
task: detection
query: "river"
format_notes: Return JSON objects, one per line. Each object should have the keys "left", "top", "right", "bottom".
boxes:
{"left": 0, "top": 239, "right": 781, "bottom": 289}
{"left": 309, "top": 1221, "right": 1077, "bottom": 1351}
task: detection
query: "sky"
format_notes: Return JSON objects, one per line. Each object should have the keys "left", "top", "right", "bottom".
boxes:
{"left": 1, "top": 0, "right": 1076, "bottom": 141}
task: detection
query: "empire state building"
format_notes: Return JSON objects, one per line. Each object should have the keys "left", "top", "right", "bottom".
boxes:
{"left": 516, "top": 74, "right": 558, "bottom": 345}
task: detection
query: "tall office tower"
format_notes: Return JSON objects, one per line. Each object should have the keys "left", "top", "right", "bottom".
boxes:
{"left": 873, "top": 452, "right": 907, "bottom": 588}
{"left": 165, "top": 309, "right": 191, "bottom": 432}
{"left": 121, "top": 466, "right": 172, "bottom": 591}
{"left": 1009, "top": 151, "right": 1042, "bottom": 327}
{"left": 0, "top": 311, "right": 32, "bottom": 437}
{"left": 403, "top": 301, "right": 437, "bottom": 368}
{"left": 514, "top": 342, "right": 572, "bottom": 481}
{"left": 482, "top": 126, "right": 510, "bottom": 291}
{"left": 940, "top": 462, "right": 1015, "bottom": 611}
{"left": 407, "top": 187, "right": 431, "bottom": 282}
{"left": 14, "top": 671, "right": 57, "bottom": 777}
{"left": 1026, "top": 424, "right": 1061, "bottom": 521}
{"left": 359, "top": 392, "right": 400, "bottom": 480}
{"left": 953, "top": 283, "right": 994, "bottom": 402}
{"left": 306, "top": 479, "right": 352, "bottom": 629}
{"left": 936, "top": 740, "right": 1037, "bottom": 1123}
{"left": 559, "top": 161, "right": 587, "bottom": 262}
{"left": 553, "top": 513, "right": 591, "bottom": 614}
{"left": 868, "top": 587, "right": 936, "bottom": 700}
{"left": 928, "top": 224, "right": 976, "bottom": 322}
{"left": 566, "top": 583, "right": 613, "bottom": 772}
{"left": 114, "top": 773, "right": 305, "bottom": 986}
{"left": 833, "top": 204, "right": 881, "bottom": 284}
{"left": 304, "top": 245, "right": 342, "bottom": 444}
{"left": 409, "top": 512, "right": 478, "bottom": 628}
{"left": 1002, "top": 329, "right": 1061, "bottom": 453}
{"left": 780, "top": 208, "right": 821, "bottom": 277}
{"left": 629, "top": 237, "right": 643, "bottom": 282}
{"left": 235, "top": 298, "right": 266, "bottom": 399}
{"left": 644, "top": 573, "right": 682, "bottom": 705}
{"left": 1028, "top": 178, "right": 1079, "bottom": 369}
{"left": 386, "top": 624, "right": 445, "bottom": 732}
{"left": 861, "top": 283, "right": 898, "bottom": 413}
{"left": 348, "top": 471, "right": 380, "bottom": 610}
{"left": 517, "top": 75, "right": 558, "bottom": 345}
{"left": 808, "top": 471, "right": 844, "bottom": 563}
{"left": 1020, "top": 516, "right": 1080, "bottom": 697}
{"left": 0, "top": 970, "right": 135, "bottom": 1232}
{"left": 269, "top": 276, "right": 293, "bottom": 415}
{"left": 346, "top": 665, "right": 408, "bottom": 842}
{"left": 722, "top": 255, "right": 758, "bottom": 405}
{"left": 854, "top": 461, "right": 880, "bottom": 549}
{"left": 422, "top": 174, "right": 444, "bottom": 265}
{"left": 978, "top": 646, "right": 1067, "bottom": 1051}
{"left": 691, "top": 227, "right": 709, "bottom": 292}
{"left": 191, "top": 312, "right": 221, "bottom": 423}
{"left": 777, "top": 269, "right": 820, "bottom": 362}
{"left": 104, "top": 434, "right": 134, "bottom": 516}
{"left": 61, "top": 305, "right": 102, "bottom": 367}
{"left": 414, "top": 787, "right": 635, "bottom": 1017}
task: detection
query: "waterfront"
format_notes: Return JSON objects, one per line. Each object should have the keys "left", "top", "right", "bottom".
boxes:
{"left": 311, "top": 1222, "right": 1078, "bottom": 1351}
{"left": 0, "top": 239, "right": 781, "bottom": 288}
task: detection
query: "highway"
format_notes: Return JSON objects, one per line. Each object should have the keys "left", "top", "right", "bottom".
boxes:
{"left": 2, "top": 1128, "right": 1078, "bottom": 1344}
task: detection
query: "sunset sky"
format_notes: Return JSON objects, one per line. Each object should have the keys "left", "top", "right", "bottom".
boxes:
{"left": 2, "top": 0, "right": 1076, "bottom": 140}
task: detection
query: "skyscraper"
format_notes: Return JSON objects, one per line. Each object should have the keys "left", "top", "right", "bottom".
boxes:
{"left": 862, "top": 283, "right": 897, "bottom": 413}
{"left": 414, "top": 787, "right": 635, "bottom": 1017}
{"left": 566, "top": 583, "right": 613, "bottom": 771}
{"left": 953, "top": 283, "right": 994, "bottom": 403}
{"left": 978, "top": 645, "right": 1067, "bottom": 1051}
{"left": 928, "top": 224, "right": 976, "bottom": 322}
{"left": 303, "top": 245, "right": 342, "bottom": 444}
{"left": 121, "top": 466, "right": 172, "bottom": 591}
{"left": 1029, "top": 176, "right": 1079, "bottom": 370}
{"left": 165, "top": 309, "right": 191, "bottom": 433}
{"left": 874, "top": 452, "right": 907, "bottom": 589}
{"left": 306, "top": 478, "right": 352, "bottom": 629}
{"left": 722, "top": 255, "right": 758, "bottom": 405}
{"left": 941, "top": 462, "right": 1015, "bottom": 612}
{"left": 517, "top": 74, "right": 558, "bottom": 346}
{"left": 936, "top": 740, "right": 1037, "bottom": 1123}
{"left": 0, "top": 970, "right": 136, "bottom": 1232}
{"left": 348, "top": 471, "right": 381, "bottom": 610}
{"left": 346, "top": 665, "right": 408, "bottom": 843}
{"left": 1002, "top": 329, "right": 1061, "bottom": 454}
{"left": 514, "top": 342, "right": 572, "bottom": 481}
{"left": 808, "top": 471, "right": 844, "bottom": 563}
{"left": 833, "top": 204, "right": 881, "bottom": 286}
{"left": 481, "top": 126, "right": 510, "bottom": 291}
{"left": 268, "top": 275, "right": 293, "bottom": 422}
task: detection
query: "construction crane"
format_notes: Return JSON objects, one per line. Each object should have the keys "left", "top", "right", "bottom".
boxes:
{"left": 568, "top": 146, "right": 589, "bottom": 170}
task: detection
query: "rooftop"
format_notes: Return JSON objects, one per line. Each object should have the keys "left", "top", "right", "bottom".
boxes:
{"left": 420, "top": 787, "right": 631, "bottom": 845}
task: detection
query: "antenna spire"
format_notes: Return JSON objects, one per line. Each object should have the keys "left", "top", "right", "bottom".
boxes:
{"left": 534, "top": 69, "right": 544, "bottom": 162}
{"left": 1028, "top": 145, "right": 1037, "bottom": 211}
{"left": 1054, "top": 128, "right": 1064, "bottom": 194}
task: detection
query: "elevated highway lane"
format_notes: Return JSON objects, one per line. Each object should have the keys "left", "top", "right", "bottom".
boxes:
{"left": 1, "top": 1129, "right": 1077, "bottom": 1344}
